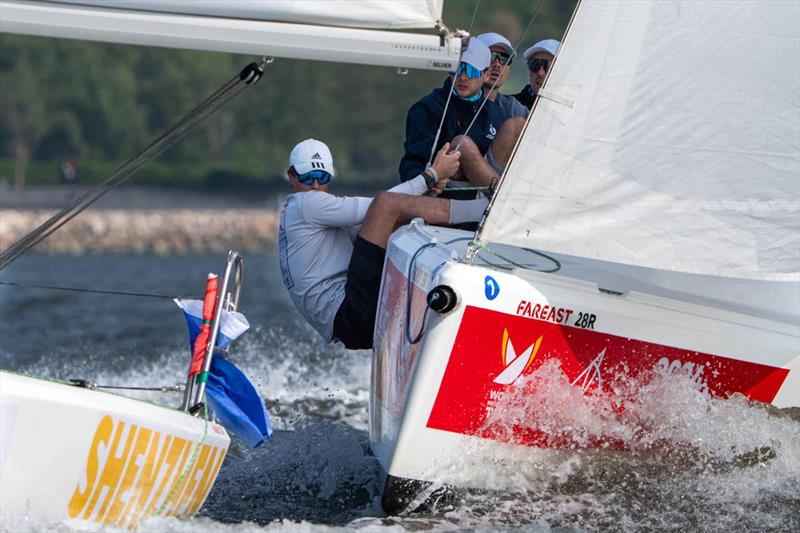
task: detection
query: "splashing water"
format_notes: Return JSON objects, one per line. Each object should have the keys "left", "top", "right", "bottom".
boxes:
{"left": 1, "top": 253, "right": 798, "bottom": 531}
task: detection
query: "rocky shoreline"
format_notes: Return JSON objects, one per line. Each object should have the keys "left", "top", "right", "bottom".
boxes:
{"left": 0, "top": 209, "right": 279, "bottom": 254}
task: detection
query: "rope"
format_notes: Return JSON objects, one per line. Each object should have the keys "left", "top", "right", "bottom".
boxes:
{"left": 515, "top": 1, "right": 547, "bottom": 57}
{"left": 455, "top": 0, "right": 546, "bottom": 145}
{"left": 403, "top": 237, "right": 559, "bottom": 345}
{"left": 427, "top": 0, "right": 546, "bottom": 196}
{"left": 0, "top": 280, "right": 187, "bottom": 300}
{"left": 405, "top": 242, "right": 438, "bottom": 344}
{"left": 0, "top": 61, "right": 265, "bottom": 271}
{"left": 437, "top": 184, "right": 489, "bottom": 192}
{"left": 427, "top": 74, "right": 458, "bottom": 168}
{"left": 68, "top": 379, "right": 185, "bottom": 393}
{"left": 156, "top": 402, "right": 209, "bottom": 517}
{"left": 470, "top": 241, "right": 561, "bottom": 273}
{"left": 101, "top": 384, "right": 184, "bottom": 392}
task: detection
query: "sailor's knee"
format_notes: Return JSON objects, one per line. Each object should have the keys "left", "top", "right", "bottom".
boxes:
{"left": 451, "top": 135, "right": 479, "bottom": 156}
{"left": 500, "top": 117, "right": 525, "bottom": 137}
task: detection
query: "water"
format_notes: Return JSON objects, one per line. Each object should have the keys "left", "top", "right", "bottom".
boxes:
{"left": 1, "top": 253, "right": 798, "bottom": 532}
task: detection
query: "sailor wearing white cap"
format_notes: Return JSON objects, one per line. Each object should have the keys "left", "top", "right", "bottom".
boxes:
{"left": 476, "top": 32, "right": 528, "bottom": 119}
{"left": 399, "top": 36, "right": 525, "bottom": 198}
{"left": 279, "top": 139, "right": 489, "bottom": 349}
{"left": 451, "top": 37, "right": 492, "bottom": 101}
{"left": 514, "top": 38, "right": 561, "bottom": 109}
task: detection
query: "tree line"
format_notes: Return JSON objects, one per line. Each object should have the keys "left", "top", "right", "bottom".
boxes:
{"left": 0, "top": 0, "right": 574, "bottom": 193}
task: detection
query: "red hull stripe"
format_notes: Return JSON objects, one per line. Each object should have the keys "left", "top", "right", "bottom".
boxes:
{"left": 427, "top": 306, "right": 789, "bottom": 443}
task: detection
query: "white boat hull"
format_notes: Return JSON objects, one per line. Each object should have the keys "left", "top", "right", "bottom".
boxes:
{"left": 371, "top": 222, "right": 799, "bottom": 510}
{"left": 0, "top": 371, "right": 230, "bottom": 529}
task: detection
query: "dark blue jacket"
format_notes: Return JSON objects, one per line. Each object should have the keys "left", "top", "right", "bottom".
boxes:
{"left": 513, "top": 84, "right": 536, "bottom": 110}
{"left": 399, "top": 78, "right": 508, "bottom": 182}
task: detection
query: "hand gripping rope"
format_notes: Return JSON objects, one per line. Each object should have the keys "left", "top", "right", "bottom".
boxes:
{"left": 0, "top": 60, "right": 267, "bottom": 271}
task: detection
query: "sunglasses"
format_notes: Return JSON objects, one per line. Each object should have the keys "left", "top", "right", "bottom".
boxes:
{"left": 528, "top": 58, "right": 551, "bottom": 73}
{"left": 455, "top": 62, "right": 483, "bottom": 79}
{"left": 490, "top": 51, "right": 513, "bottom": 65}
{"left": 296, "top": 169, "right": 332, "bottom": 186}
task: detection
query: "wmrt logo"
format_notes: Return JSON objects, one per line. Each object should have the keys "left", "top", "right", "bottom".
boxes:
{"left": 493, "top": 328, "right": 542, "bottom": 385}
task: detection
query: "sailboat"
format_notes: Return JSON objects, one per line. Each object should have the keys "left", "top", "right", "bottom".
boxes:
{"left": 0, "top": 0, "right": 464, "bottom": 527}
{"left": 2, "top": 0, "right": 797, "bottom": 521}
{"left": 370, "top": 0, "right": 800, "bottom": 513}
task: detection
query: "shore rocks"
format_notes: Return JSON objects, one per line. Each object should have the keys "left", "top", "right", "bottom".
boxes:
{"left": 0, "top": 209, "right": 279, "bottom": 254}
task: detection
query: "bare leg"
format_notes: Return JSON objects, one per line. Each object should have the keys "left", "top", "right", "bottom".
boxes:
{"left": 451, "top": 135, "right": 497, "bottom": 187}
{"left": 358, "top": 192, "right": 450, "bottom": 248}
{"left": 489, "top": 117, "right": 525, "bottom": 167}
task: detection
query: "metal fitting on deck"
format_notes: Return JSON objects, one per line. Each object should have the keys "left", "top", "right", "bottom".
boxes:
{"left": 427, "top": 285, "right": 457, "bottom": 314}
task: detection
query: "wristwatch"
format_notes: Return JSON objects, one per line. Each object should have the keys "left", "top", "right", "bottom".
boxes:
{"left": 423, "top": 166, "right": 438, "bottom": 189}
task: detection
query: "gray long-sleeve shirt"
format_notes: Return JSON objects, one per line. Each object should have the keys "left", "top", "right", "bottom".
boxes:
{"left": 278, "top": 176, "right": 428, "bottom": 342}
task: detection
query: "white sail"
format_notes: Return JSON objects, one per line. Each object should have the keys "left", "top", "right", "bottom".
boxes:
{"left": 1, "top": 0, "right": 460, "bottom": 71}
{"left": 478, "top": 0, "right": 800, "bottom": 281}
{"left": 48, "top": 0, "right": 443, "bottom": 30}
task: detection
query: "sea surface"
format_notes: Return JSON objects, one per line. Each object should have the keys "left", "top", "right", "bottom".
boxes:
{"left": 1, "top": 252, "right": 798, "bottom": 532}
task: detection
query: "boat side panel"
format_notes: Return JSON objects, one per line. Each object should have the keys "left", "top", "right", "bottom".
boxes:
{"left": 0, "top": 372, "right": 229, "bottom": 528}
{"left": 427, "top": 305, "right": 791, "bottom": 445}
{"left": 373, "top": 225, "right": 798, "bottom": 487}
{"left": 370, "top": 222, "right": 458, "bottom": 470}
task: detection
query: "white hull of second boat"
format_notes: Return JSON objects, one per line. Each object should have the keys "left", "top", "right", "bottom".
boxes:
{"left": 0, "top": 371, "right": 230, "bottom": 529}
{"left": 371, "top": 222, "right": 799, "bottom": 502}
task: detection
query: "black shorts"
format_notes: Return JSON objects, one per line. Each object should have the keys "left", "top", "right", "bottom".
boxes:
{"left": 332, "top": 236, "right": 386, "bottom": 350}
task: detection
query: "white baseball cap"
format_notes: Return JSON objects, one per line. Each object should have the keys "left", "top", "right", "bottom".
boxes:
{"left": 460, "top": 37, "right": 491, "bottom": 71}
{"left": 289, "top": 138, "right": 335, "bottom": 177}
{"left": 523, "top": 39, "right": 561, "bottom": 61}
{"left": 476, "top": 32, "right": 514, "bottom": 57}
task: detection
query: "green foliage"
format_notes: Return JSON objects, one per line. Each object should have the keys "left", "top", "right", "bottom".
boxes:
{"left": 0, "top": 1, "right": 575, "bottom": 190}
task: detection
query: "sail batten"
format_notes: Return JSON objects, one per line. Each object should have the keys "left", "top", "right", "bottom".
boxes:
{"left": 479, "top": 0, "right": 800, "bottom": 281}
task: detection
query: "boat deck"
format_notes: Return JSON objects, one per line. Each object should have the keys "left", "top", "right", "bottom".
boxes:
{"left": 424, "top": 225, "right": 800, "bottom": 328}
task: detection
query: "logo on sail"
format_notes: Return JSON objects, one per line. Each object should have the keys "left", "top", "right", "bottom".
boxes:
{"left": 493, "top": 328, "right": 542, "bottom": 385}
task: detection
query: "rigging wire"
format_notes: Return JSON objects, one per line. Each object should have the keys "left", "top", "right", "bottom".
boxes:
{"left": 425, "top": 0, "right": 480, "bottom": 169}
{"left": 467, "top": 0, "right": 481, "bottom": 34}
{"left": 69, "top": 379, "right": 185, "bottom": 393}
{"left": 455, "top": 0, "right": 547, "bottom": 148}
{"left": 0, "top": 61, "right": 266, "bottom": 272}
{"left": 426, "top": 0, "right": 547, "bottom": 194}
{"left": 0, "top": 280, "right": 187, "bottom": 300}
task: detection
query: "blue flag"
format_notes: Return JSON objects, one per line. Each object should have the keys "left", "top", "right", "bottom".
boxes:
{"left": 175, "top": 299, "right": 272, "bottom": 447}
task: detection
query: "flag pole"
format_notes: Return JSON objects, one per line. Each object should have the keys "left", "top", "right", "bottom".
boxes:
{"left": 191, "top": 250, "right": 244, "bottom": 411}
{"left": 181, "top": 273, "right": 219, "bottom": 411}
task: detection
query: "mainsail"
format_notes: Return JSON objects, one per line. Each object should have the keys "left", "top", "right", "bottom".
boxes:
{"left": 478, "top": 0, "right": 800, "bottom": 282}
{"left": 1, "top": 0, "right": 460, "bottom": 71}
